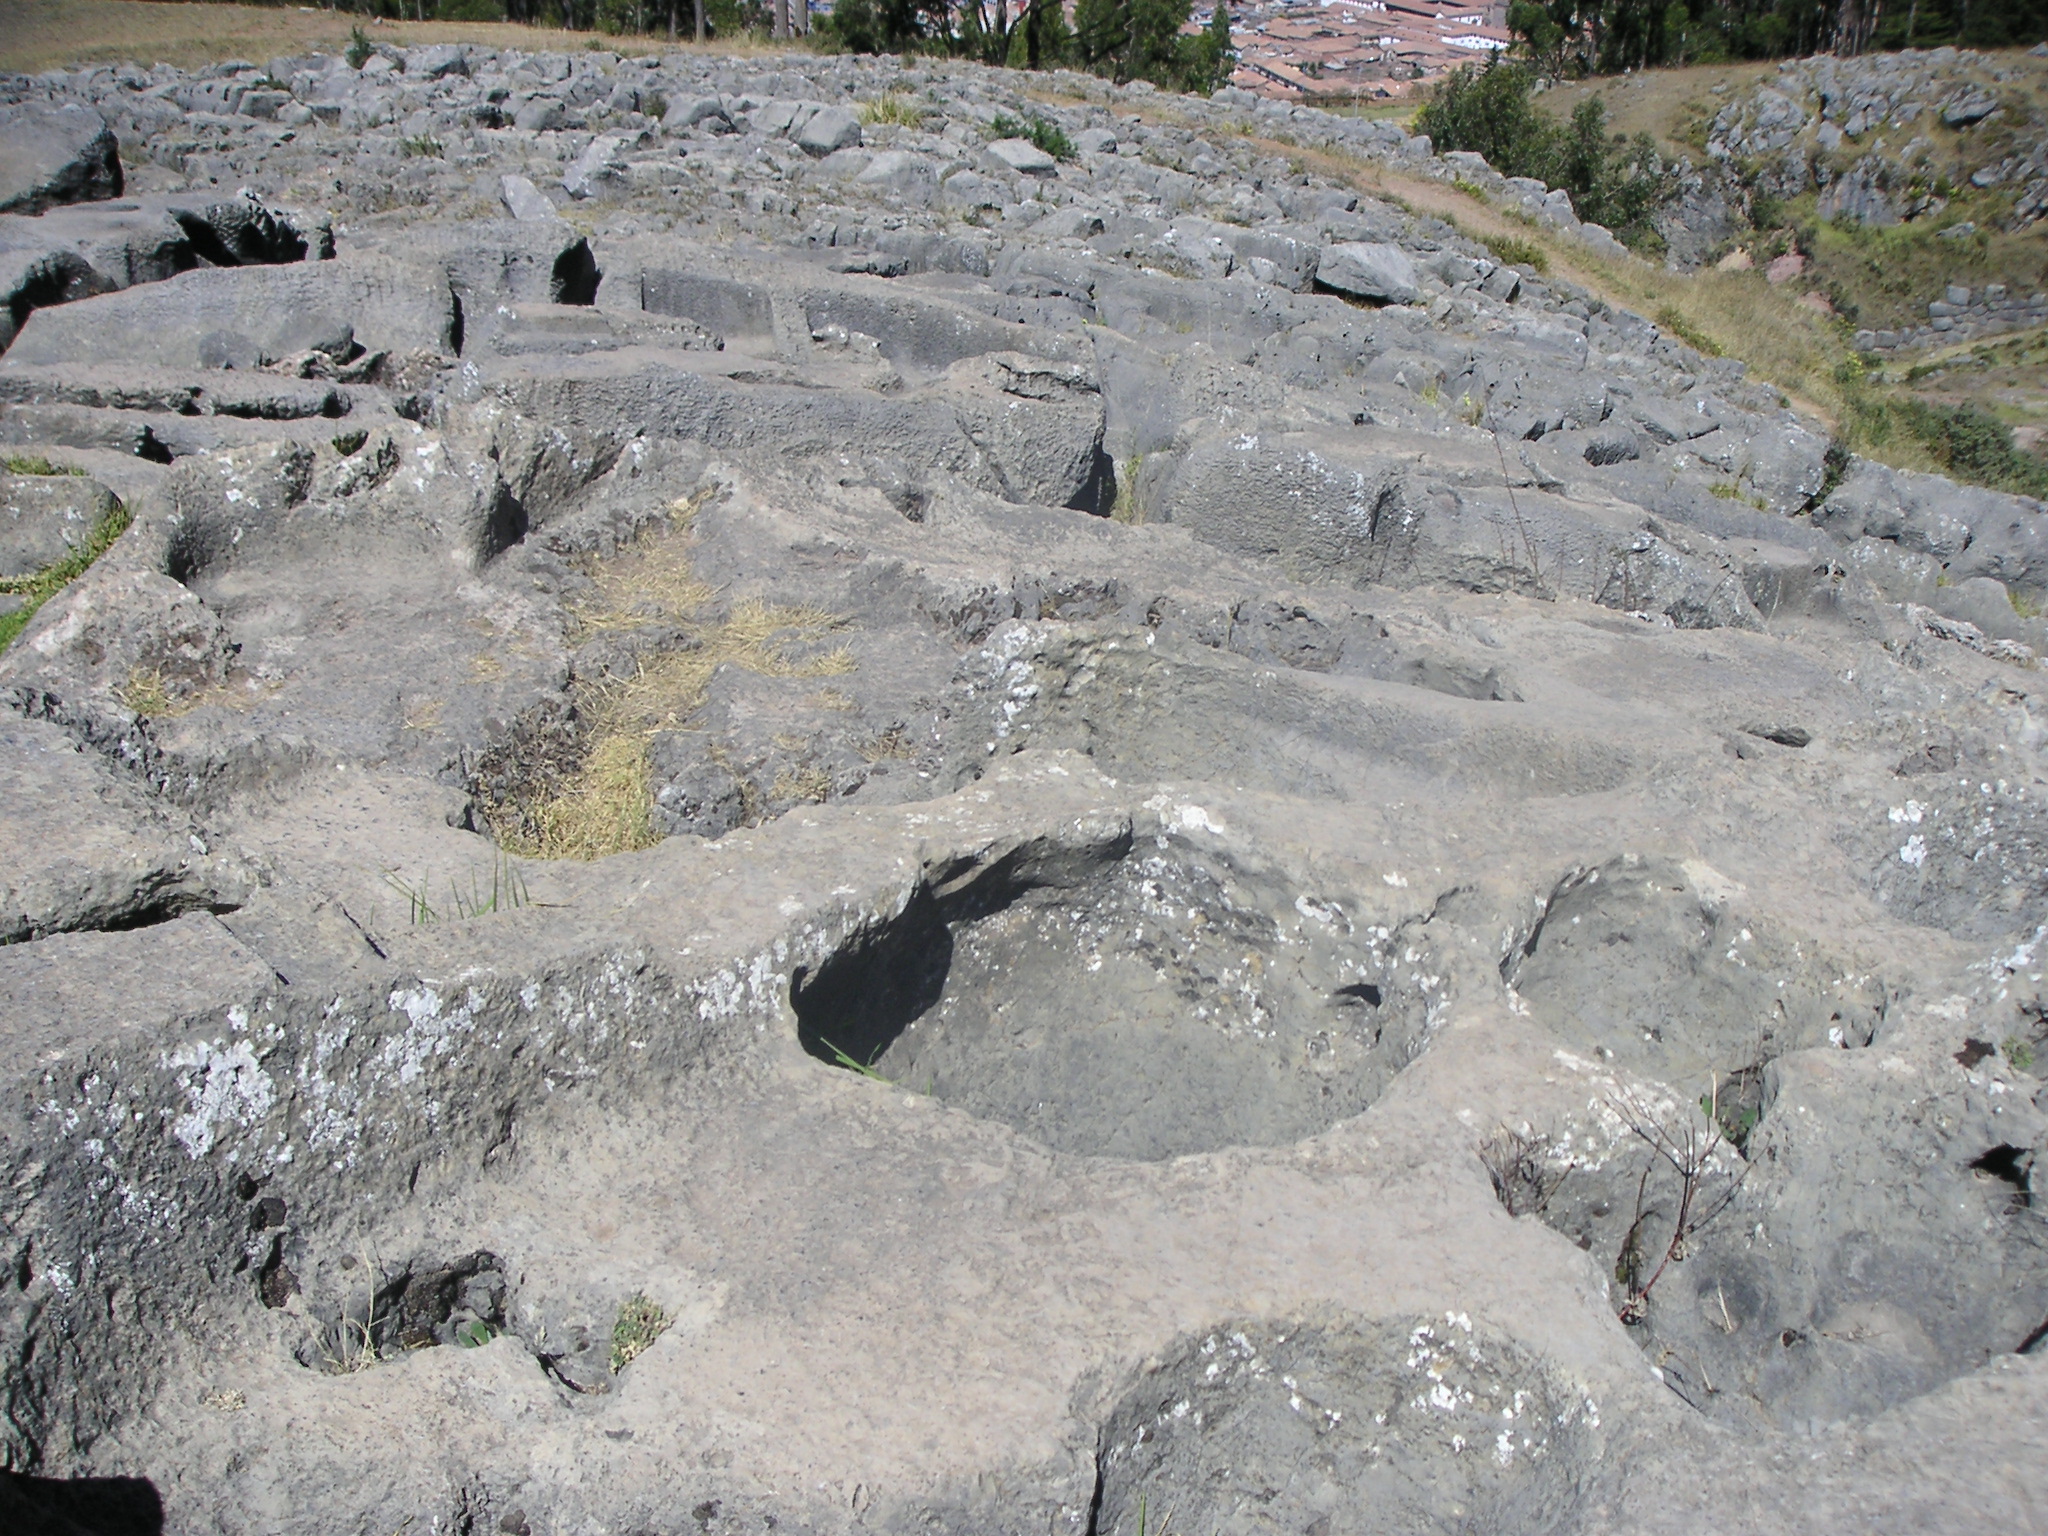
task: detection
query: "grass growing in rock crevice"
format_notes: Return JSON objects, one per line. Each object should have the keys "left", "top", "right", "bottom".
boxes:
{"left": 489, "top": 497, "right": 854, "bottom": 862}
{"left": 610, "top": 1292, "right": 670, "bottom": 1372}
{"left": 989, "top": 111, "right": 1075, "bottom": 161}
{"left": 0, "top": 492, "right": 131, "bottom": 653}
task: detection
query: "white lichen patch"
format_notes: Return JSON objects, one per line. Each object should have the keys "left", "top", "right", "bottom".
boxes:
{"left": 163, "top": 1038, "right": 276, "bottom": 1159}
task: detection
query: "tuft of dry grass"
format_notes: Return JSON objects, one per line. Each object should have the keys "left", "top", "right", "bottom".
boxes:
{"left": 521, "top": 731, "right": 658, "bottom": 862}
{"left": 769, "top": 763, "right": 833, "bottom": 804}
{"left": 857, "top": 92, "right": 927, "bottom": 128}
{"left": 501, "top": 496, "right": 854, "bottom": 862}
{"left": 119, "top": 663, "right": 278, "bottom": 719}
{"left": 857, "top": 726, "right": 911, "bottom": 762}
{"left": 118, "top": 668, "right": 176, "bottom": 719}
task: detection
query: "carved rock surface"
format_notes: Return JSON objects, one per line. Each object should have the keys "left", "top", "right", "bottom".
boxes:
{"left": 0, "top": 41, "right": 2044, "bottom": 1536}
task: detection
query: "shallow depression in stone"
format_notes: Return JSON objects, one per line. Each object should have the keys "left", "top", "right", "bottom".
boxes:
{"left": 1092, "top": 1315, "right": 1606, "bottom": 1536}
{"left": 791, "top": 849, "right": 1439, "bottom": 1159}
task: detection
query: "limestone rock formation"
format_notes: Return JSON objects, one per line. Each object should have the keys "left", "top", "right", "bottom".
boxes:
{"left": 0, "top": 40, "right": 2046, "bottom": 1536}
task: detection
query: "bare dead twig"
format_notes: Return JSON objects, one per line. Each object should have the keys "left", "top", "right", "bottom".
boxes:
{"left": 1611, "top": 1083, "right": 1751, "bottom": 1325}
{"left": 1479, "top": 1126, "right": 1575, "bottom": 1217}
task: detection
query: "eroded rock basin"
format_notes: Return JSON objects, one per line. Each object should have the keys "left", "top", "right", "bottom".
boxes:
{"left": 794, "top": 845, "right": 1440, "bottom": 1159}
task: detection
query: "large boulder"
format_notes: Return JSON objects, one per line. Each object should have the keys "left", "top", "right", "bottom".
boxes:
{"left": 1316, "top": 241, "right": 1419, "bottom": 305}
{"left": 0, "top": 713, "right": 253, "bottom": 943}
{"left": 4, "top": 253, "right": 457, "bottom": 370}
{"left": 500, "top": 174, "right": 558, "bottom": 222}
{"left": 0, "top": 244, "right": 112, "bottom": 353}
{"left": 384, "top": 221, "right": 599, "bottom": 309}
{"left": 562, "top": 135, "right": 629, "bottom": 199}
{"left": 982, "top": 137, "right": 1057, "bottom": 177}
{"left": 0, "top": 564, "right": 233, "bottom": 708}
{"left": 405, "top": 43, "right": 470, "bottom": 78}
{"left": 0, "top": 103, "right": 121, "bottom": 216}
{"left": 796, "top": 106, "right": 863, "bottom": 158}
{"left": 663, "top": 94, "right": 734, "bottom": 134}
{"left": 0, "top": 470, "right": 122, "bottom": 578}
{"left": 0, "top": 194, "right": 324, "bottom": 353}
{"left": 945, "top": 351, "right": 1109, "bottom": 510}
{"left": 1228, "top": 226, "right": 1322, "bottom": 291}
{"left": 1816, "top": 456, "right": 2048, "bottom": 593}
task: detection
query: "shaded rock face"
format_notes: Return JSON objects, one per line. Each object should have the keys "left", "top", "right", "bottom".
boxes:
{"left": 1, "top": 42, "right": 2047, "bottom": 1536}
{"left": 0, "top": 102, "right": 122, "bottom": 215}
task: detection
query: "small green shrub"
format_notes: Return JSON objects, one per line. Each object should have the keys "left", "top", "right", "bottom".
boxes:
{"left": 3, "top": 454, "right": 81, "bottom": 477}
{"left": 399, "top": 135, "right": 444, "bottom": 159}
{"left": 1417, "top": 59, "right": 1675, "bottom": 252}
{"left": 2005, "top": 1036, "right": 2037, "bottom": 1073}
{"left": 1484, "top": 233, "right": 1548, "bottom": 274}
{"left": 1655, "top": 304, "right": 1722, "bottom": 358}
{"left": 989, "top": 111, "right": 1074, "bottom": 162}
{"left": 346, "top": 25, "right": 374, "bottom": 70}
{"left": 1896, "top": 399, "right": 2048, "bottom": 499}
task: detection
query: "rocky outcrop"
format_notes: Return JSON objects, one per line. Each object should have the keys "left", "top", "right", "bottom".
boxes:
{"left": 0, "top": 100, "right": 122, "bottom": 214}
{"left": 1707, "top": 46, "right": 2048, "bottom": 233}
{"left": 1, "top": 39, "right": 2046, "bottom": 1536}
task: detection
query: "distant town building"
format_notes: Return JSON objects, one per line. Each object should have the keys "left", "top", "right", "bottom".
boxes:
{"left": 1196, "top": 0, "right": 1509, "bottom": 102}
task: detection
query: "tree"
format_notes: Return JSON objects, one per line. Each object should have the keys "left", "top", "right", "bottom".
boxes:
{"left": 1414, "top": 58, "right": 1552, "bottom": 175}
{"left": 1020, "top": 0, "right": 1075, "bottom": 70}
{"left": 821, "top": 0, "right": 944, "bottom": 51}
{"left": 1507, "top": 0, "right": 1571, "bottom": 72}
{"left": 1416, "top": 59, "right": 1674, "bottom": 252}
{"left": 1074, "top": 0, "right": 1193, "bottom": 87}
{"left": 1190, "top": 0, "right": 1236, "bottom": 94}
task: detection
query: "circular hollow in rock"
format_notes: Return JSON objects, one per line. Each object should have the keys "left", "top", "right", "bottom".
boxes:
{"left": 1507, "top": 854, "right": 1888, "bottom": 1092}
{"left": 1094, "top": 1315, "right": 1604, "bottom": 1536}
{"left": 791, "top": 849, "right": 1438, "bottom": 1159}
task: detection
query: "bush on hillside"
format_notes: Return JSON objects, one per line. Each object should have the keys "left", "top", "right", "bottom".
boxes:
{"left": 1417, "top": 58, "right": 1675, "bottom": 252}
{"left": 1898, "top": 400, "right": 2048, "bottom": 499}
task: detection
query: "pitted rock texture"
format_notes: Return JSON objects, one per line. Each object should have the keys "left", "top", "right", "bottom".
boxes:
{"left": 0, "top": 38, "right": 2046, "bottom": 1536}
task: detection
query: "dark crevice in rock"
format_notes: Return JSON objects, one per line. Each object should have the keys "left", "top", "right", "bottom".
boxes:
{"left": 0, "top": 1472, "right": 164, "bottom": 1536}
{"left": 551, "top": 242, "right": 601, "bottom": 306}
{"left": 298, "top": 1251, "right": 509, "bottom": 1372}
{"left": 1970, "top": 1144, "right": 2034, "bottom": 1209}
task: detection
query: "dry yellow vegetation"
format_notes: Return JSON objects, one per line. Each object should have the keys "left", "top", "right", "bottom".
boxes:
{"left": 0, "top": 0, "right": 777, "bottom": 74}
{"left": 502, "top": 496, "right": 854, "bottom": 861}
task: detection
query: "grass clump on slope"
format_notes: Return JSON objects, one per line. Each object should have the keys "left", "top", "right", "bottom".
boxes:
{"left": 493, "top": 495, "right": 853, "bottom": 862}
{"left": 0, "top": 491, "right": 131, "bottom": 653}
